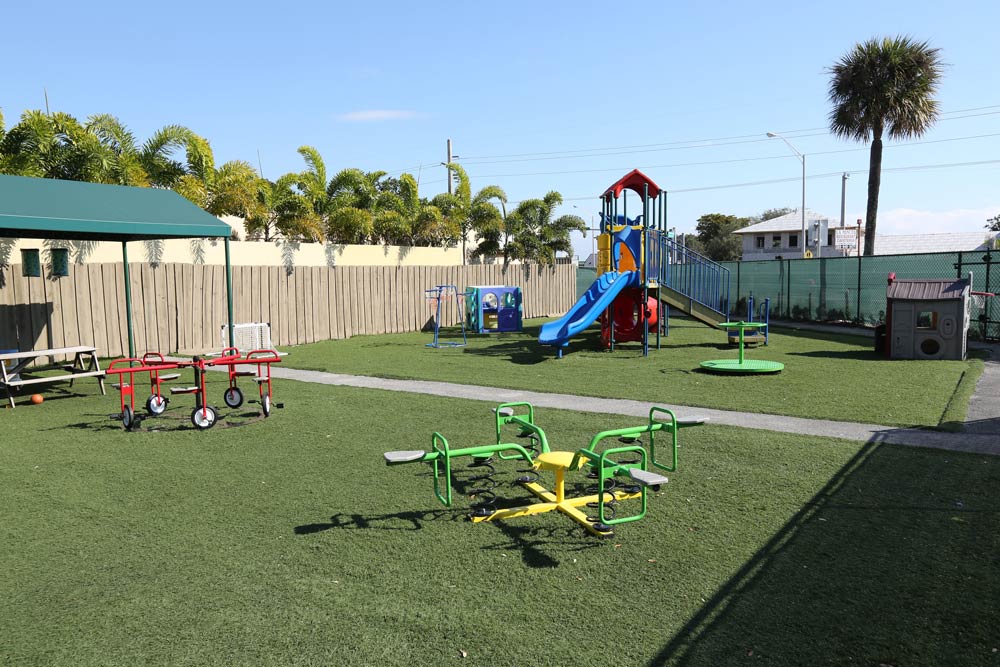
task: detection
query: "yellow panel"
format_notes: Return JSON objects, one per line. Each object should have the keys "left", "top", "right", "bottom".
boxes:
{"left": 597, "top": 234, "right": 611, "bottom": 275}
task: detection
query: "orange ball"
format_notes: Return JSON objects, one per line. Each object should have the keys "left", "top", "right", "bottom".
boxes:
{"left": 30, "top": 394, "right": 43, "bottom": 405}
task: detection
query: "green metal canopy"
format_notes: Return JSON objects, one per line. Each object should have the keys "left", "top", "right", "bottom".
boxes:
{"left": 0, "top": 174, "right": 232, "bottom": 241}
{"left": 0, "top": 174, "right": 235, "bottom": 356}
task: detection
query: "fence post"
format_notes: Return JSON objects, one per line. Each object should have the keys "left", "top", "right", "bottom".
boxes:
{"left": 856, "top": 253, "right": 862, "bottom": 324}
{"left": 786, "top": 259, "right": 792, "bottom": 319}
{"left": 736, "top": 260, "right": 741, "bottom": 308}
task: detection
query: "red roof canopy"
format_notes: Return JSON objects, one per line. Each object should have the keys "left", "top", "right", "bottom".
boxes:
{"left": 601, "top": 169, "right": 661, "bottom": 200}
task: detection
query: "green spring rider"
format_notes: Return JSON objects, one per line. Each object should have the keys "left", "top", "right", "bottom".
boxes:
{"left": 384, "top": 402, "right": 706, "bottom": 537}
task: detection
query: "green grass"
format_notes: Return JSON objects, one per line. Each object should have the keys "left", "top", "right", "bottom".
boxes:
{"left": 279, "top": 316, "right": 984, "bottom": 428}
{"left": 2, "top": 381, "right": 998, "bottom": 666}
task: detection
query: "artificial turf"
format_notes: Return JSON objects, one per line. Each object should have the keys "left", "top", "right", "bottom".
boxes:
{"left": 279, "top": 316, "right": 984, "bottom": 428}
{"left": 2, "top": 379, "right": 998, "bottom": 666}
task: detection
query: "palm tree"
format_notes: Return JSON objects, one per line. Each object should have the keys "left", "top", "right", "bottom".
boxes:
{"left": 174, "top": 133, "right": 290, "bottom": 238}
{"left": 0, "top": 110, "right": 194, "bottom": 188}
{"left": 247, "top": 174, "right": 324, "bottom": 242}
{"left": 85, "top": 114, "right": 191, "bottom": 187}
{"left": 435, "top": 162, "right": 505, "bottom": 264}
{"left": 828, "top": 36, "right": 943, "bottom": 255}
{"left": 0, "top": 110, "right": 85, "bottom": 179}
{"left": 326, "top": 167, "right": 394, "bottom": 244}
{"left": 510, "top": 192, "right": 586, "bottom": 265}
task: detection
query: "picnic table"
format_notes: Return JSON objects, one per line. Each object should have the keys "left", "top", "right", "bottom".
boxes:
{"left": 0, "top": 346, "right": 106, "bottom": 408}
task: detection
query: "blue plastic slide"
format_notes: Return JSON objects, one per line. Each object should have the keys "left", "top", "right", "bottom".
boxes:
{"left": 539, "top": 271, "right": 637, "bottom": 347}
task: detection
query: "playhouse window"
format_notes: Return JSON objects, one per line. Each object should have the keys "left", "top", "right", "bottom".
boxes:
{"left": 916, "top": 311, "right": 938, "bottom": 329}
{"left": 755, "top": 236, "right": 765, "bottom": 249}
{"left": 788, "top": 234, "right": 798, "bottom": 248}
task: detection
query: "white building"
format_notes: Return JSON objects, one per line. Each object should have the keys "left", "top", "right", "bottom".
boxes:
{"left": 733, "top": 208, "right": 999, "bottom": 260}
{"left": 733, "top": 209, "right": 838, "bottom": 261}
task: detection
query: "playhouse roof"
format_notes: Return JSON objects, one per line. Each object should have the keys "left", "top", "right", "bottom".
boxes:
{"left": 602, "top": 169, "right": 661, "bottom": 200}
{"left": 886, "top": 278, "right": 969, "bottom": 301}
{"left": 0, "top": 174, "right": 232, "bottom": 242}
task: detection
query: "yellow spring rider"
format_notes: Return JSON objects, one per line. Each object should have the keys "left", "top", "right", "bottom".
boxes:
{"left": 384, "top": 403, "right": 706, "bottom": 537}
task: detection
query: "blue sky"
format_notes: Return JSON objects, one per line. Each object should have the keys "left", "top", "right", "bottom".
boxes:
{"left": 4, "top": 0, "right": 999, "bottom": 258}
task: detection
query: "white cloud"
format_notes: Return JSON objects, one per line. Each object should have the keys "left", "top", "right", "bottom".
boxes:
{"left": 861, "top": 206, "right": 999, "bottom": 235}
{"left": 336, "top": 110, "right": 419, "bottom": 122}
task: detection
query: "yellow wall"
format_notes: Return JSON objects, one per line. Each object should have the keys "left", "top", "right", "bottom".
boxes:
{"left": 2, "top": 237, "right": 466, "bottom": 267}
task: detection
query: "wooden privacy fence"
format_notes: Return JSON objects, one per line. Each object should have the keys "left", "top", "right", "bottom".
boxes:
{"left": 0, "top": 261, "right": 577, "bottom": 357}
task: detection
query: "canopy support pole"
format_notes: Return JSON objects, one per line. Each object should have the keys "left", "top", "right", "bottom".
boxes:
{"left": 121, "top": 241, "right": 136, "bottom": 358}
{"left": 225, "top": 236, "right": 235, "bottom": 349}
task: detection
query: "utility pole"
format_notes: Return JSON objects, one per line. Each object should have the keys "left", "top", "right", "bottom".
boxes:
{"left": 446, "top": 139, "right": 453, "bottom": 195}
{"left": 840, "top": 173, "right": 849, "bottom": 228}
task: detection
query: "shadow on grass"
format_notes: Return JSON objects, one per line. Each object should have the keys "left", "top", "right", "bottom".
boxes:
{"left": 294, "top": 509, "right": 460, "bottom": 534}
{"left": 460, "top": 340, "right": 549, "bottom": 365}
{"left": 788, "top": 349, "right": 882, "bottom": 360}
{"left": 481, "top": 521, "right": 604, "bottom": 568}
{"left": 769, "top": 324, "right": 874, "bottom": 345}
{"left": 647, "top": 441, "right": 1000, "bottom": 666}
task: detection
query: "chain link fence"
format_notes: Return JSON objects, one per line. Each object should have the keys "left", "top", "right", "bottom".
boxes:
{"left": 722, "top": 249, "right": 999, "bottom": 341}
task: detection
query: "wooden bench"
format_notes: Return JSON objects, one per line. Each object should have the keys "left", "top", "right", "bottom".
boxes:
{"left": 0, "top": 346, "right": 106, "bottom": 408}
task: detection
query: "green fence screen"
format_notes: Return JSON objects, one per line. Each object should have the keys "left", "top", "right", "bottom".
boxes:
{"left": 722, "top": 249, "right": 999, "bottom": 341}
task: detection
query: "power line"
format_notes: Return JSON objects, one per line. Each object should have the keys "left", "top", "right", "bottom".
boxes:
{"left": 531, "top": 158, "right": 1000, "bottom": 203}
{"left": 385, "top": 103, "right": 1000, "bottom": 179}
{"left": 464, "top": 131, "right": 1000, "bottom": 180}
{"left": 456, "top": 104, "right": 1000, "bottom": 163}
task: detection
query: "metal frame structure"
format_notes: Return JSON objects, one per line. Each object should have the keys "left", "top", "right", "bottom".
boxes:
{"left": 0, "top": 174, "right": 238, "bottom": 357}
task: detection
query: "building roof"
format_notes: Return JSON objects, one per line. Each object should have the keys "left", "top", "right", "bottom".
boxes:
{"left": 0, "top": 174, "right": 232, "bottom": 242}
{"left": 887, "top": 278, "right": 969, "bottom": 301}
{"left": 873, "top": 232, "right": 996, "bottom": 255}
{"left": 733, "top": 209, "right": 832, "bottom": 234}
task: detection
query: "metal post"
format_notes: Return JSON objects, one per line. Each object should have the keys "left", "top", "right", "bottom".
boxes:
{"left": 857, "top": 252, "right": 863, "bottom": 324}
{"left": 767, "top": 133, "right": 806, "bottom": 258}
{"left": 446, "top": 139, "right": 453, "bottom": 196}
{"left": 801, "top": 155, "right": 807, "bottom": 259}
{"left": 786, "top": 259, "right": 792, "bottom": 319}
{"left": 642, "top": 184, "right": 649, "bottom": 356}
{"left": 225, "top": 236, "right": 235, "bottom": 349}
{"left": 122, "top": 241, "right": 135, "bottom": 358}
{"left": 840, "top": 173, "right": 849, "bottom": 229}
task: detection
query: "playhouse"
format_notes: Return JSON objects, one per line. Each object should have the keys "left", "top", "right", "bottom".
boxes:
{"left": 884, "top": 273, "right": 972, "bottom": 360}
{"left": 464, "top": 285, "right": 523, "bottom": 333}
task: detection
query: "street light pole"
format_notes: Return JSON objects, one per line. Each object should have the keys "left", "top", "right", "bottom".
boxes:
{"left": 767, "top": 132, "right": 806, "bottom": 259}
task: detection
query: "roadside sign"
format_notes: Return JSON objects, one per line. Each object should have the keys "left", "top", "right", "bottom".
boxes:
{"left": 835, "top": 228, "right": 858, "bottom": 249}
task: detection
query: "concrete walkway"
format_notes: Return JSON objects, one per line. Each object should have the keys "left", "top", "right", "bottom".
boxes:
{"left": 268, "top": 365, "right": 1000, "bottom": 457}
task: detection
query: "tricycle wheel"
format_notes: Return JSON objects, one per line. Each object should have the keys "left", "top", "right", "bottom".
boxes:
{"left": 223, "top": 387, "right": 244, "bottom": 408}
{"left": 121, "top": 405, "right": 134, "bottom": 430}
{"left": 191, "top": 405, "right": 217, "bottom": 430}
{"left": 261, "top": 394, "right": 271, "bottom": 417}
{"left": 146, "top": 394, "right": 167, "bottom": 416}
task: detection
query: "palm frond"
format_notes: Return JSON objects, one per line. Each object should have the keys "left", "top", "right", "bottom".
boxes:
{"left": 85, "top": 114, "right": 137, "bottom": 155}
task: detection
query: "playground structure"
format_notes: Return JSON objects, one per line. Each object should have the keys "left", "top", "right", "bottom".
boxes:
{"left": 106, "top": 348, "right": 282, "bottom": 431}
{"left": 424, "top": 285, "right": 467, "bottom": 348}
{"left": 539, "top": 170, "right": 731, "bottom": 357}
{"left": 728, "top": 294, "right": 770, "bottom": 346}
{"left": 384, "top": 402, "right": 707, "bottom": 537}
{"left": 464, "top": 285, "right": 523, "bottom": 333}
